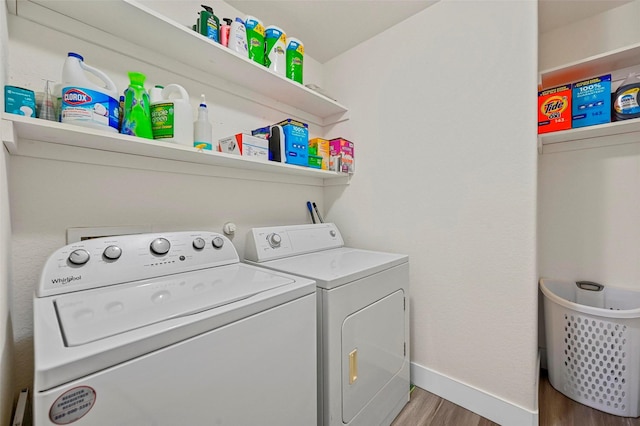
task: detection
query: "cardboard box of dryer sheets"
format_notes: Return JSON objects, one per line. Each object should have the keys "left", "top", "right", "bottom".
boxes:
{"left": 218, "top": 133, "right": 269, "bottom": 161}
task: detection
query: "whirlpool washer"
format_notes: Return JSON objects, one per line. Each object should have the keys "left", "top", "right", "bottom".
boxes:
{"left": 245, "top": 223, "right": 410, "bottom": 426}
{"left": 33, "top": 231, "right": 316, "bottom": 425}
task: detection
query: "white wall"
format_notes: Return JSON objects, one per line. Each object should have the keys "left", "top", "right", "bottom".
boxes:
{"left": 6, "top": 4, "right": 329, "bottom": 393}
{"left": 323, "top": 0, "right": 538, "bottom": 423}
{"left": 1, "top": 0, "right": 16, "bottom": 423}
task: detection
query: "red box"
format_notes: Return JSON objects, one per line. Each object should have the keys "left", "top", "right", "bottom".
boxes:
{"left": 538, "top": 84, "right": 572, "bottom": 134}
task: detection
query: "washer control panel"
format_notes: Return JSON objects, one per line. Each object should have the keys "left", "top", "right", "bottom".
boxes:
{"left": 245, "top": 223, "right": 344, "bottom": 262}
{"left": 38, "top": 231, "right": 237, "bottom": 297}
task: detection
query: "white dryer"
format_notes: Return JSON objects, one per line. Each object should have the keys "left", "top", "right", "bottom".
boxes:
{"left": 245, "top": 223, "right": 410, "bottom": 426}
{"left": 33, "top": 231, "right": 317, "bottom": 426}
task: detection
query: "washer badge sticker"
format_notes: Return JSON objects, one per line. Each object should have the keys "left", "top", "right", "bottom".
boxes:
{"left": 49, "top": 386, "right": 96, "bottom": 424}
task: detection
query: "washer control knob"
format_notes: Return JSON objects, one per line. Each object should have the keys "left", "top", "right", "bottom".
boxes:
{"left": 330, "top": 230, "right": 336, "bottom": 237}
{"left": 267, "top": 233, "right": 282, "bottom": 248}
{"left": 192, "top": 237, "right": 206, "bottom": 250}
{"left": 103, "top": 245, "right": 122, "bottom": 260}
{"left": 212, "top": 237, "right": 224, "bottom": 249}
{"left": 150, "top": 238, "right": 171, "bottom": 255}
{"left": 68, "top": 249, "right": 90, "bottom": 265}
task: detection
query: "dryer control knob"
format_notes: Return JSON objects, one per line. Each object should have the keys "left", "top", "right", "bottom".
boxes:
{"left": 103, "top": 245, "right": 122, "bottom": 260}
{"left": 330, "top": 230, "right": 336, "bottom": 237}
{"left": 192, "top": 237, "right": 206, "bottom": 250}
{"left": 68, "top": 249, "right": 90, "bottom": 265}
{"left": 150, "top": 238, "right": 171, "bottom": 255}
{"left": 212, "top": 237, "right": 224, "bottom": 249}
{"left": 267, "top": 233, "right": 282, "bottom": 248}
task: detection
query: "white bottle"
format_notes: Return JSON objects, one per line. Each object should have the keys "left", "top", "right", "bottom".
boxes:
{"left": 61, "top": 52, "right": 119, "bottom": 132}
{"left": 150, "top": 84, "right": 194, "bottom": 147}
{"left": 228, "top": 17, "right": 248, "bottom": 57}
{"left": 193, "top": 94, "right": 213, "bottom": 150}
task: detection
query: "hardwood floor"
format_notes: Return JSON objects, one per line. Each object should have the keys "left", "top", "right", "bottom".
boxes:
{"left": 392, "top": 371, "right": 640, "bottom": 425}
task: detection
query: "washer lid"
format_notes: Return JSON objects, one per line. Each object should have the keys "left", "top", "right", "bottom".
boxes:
{"left": 260, "top": 247, "right": 408, "bottom": 289}
{"left": 55, "top": 264, "right": 295, "bottom": 346}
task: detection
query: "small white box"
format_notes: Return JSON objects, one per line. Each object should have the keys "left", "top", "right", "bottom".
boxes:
{"left": 218, "top": 133, "right": 269, "bottom": 162}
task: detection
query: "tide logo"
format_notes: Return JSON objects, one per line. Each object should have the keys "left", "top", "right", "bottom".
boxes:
{"left": 541, "top": 96, "right": 568, "bottom": 119}
{"left": 64, "top": 88, "right": 92, "bottom": 105}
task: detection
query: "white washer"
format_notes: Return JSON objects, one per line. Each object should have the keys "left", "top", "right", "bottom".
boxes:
{"left": 245, "top": 223, "right": 410, "bottom": 426}
{"left": 33, "top": 231, "right": 317, "bottom": 426}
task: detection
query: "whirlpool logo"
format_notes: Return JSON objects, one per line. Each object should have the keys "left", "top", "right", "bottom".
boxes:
{"left": 51, "top": 275, "right": 82, "bottom": 285}
{"left": 64, "top": 89, "right": 92, "bottom": 105}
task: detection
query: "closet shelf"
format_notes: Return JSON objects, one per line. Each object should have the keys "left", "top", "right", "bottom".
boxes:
{"left": 538, "top": 119, "right": 640, "bottom": 154}
{"left": 1, "top": 114, "right": 351, "bottom": 184}
{"left": 16, "top": 0, "right": 348, "bottom": 125}
{"left": 539, "top": 41, "right": 640, "bottom": 89}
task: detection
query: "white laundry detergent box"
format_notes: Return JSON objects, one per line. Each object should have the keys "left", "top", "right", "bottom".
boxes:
{"left": 218, "top": 133, "right": 269, "bottom": 161}
{"left": 571, "top": 74, "right": 611, "bottom": 128}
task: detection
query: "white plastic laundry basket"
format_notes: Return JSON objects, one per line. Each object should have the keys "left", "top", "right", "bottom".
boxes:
{"left": 540, "top": 278, "right": 640, "bottom": 417}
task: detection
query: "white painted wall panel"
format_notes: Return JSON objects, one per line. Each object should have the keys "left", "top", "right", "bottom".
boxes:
{"left": 323, "top": 0, "right": 538, "bottom": 414}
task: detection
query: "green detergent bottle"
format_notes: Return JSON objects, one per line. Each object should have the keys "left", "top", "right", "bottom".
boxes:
{"left": 121, "top": 72, "right": 153, "bottom": 139}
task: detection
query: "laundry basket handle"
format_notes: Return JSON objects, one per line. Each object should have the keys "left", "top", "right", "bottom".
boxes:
{"left": 576, "top": 281, "right": 604, "bottom": 292}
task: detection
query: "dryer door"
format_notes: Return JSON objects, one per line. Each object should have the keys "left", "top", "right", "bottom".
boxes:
{"left": 341, "top": 289, "right": 405, "bottom": 423}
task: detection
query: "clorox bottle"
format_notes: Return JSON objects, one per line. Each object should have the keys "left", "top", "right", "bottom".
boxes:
{"left": 150, "top": 84, "right": 194, "bottom": 146}
{"left": 61, "top": 52, "right": 119, "bottom": 133}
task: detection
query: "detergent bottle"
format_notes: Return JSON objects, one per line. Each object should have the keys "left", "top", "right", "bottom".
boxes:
{"left": 61, "top": 52, "right": 119, "bottom": 132}
{"left": 121, "top": 72, "right": 153, "bottom": 139}
{"left": 150, "top": 84, "right": 194, "bottom": 146}
{"left": 613, "top": 72, "right": 640, "bottom": 121}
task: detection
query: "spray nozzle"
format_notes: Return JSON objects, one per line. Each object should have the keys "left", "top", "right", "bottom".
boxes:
{"left": 201, "top": 4, "right": 213, "bottom": 13}
{"left": 223, "top": 18, "right": 233, "bottom": 25}
{"left": 199, "top": 94, "right": 207, "bottom": 108}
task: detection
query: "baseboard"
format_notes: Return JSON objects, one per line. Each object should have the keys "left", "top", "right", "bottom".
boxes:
{"left": 411, "top": 362, "right": 539, "bottom": 426}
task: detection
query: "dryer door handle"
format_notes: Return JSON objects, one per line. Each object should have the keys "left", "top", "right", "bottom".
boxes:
{"left": 349, "top": 349, "right": 358, "bottom": 385}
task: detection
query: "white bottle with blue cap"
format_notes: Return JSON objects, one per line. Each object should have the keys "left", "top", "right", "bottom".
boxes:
{"left": 193, "top": 94, "right": 213, "bottom": 150}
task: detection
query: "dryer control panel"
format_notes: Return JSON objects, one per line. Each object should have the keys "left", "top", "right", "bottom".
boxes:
{"left": 245, "top": 223, "right": 344, "bottom": 262}
{"left": 38, "top": 231, "right": 238, "bottom": 297}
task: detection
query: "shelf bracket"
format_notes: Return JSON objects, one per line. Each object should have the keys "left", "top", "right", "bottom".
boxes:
{"left": 1, "top": 119, "right": 18, "bottom": 154}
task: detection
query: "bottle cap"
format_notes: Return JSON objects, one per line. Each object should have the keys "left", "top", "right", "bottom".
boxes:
{"left": 128, "top": 72, "right": 147, "bottom": 85}
{"left": 68, "top": 52, "right": 84, "bottom": 61}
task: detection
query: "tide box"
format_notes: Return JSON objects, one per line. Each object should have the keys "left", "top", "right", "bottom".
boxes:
{"left": 218, "top": 133, "right": 269, "bottom": 162}
{"left": 329, "top": 138, "right": 354, "bottom": 174}
{"left": 572, "top": 74, "right": 611, "bottom": 128}
{"left": 309, "top": 138, "right": 330, "bottom": 170}
{"left": 538, "top": 84, "right": 571, "bottom": 134}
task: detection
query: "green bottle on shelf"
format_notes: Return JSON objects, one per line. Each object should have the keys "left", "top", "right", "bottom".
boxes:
{"left": 121, "top": 71, "right": 153, "bottom": 139}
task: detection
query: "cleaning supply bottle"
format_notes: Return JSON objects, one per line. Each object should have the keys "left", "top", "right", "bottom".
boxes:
{"left": 613, "top": 72, "right": 640, "bottom": 121}
{"left": 193, "top": 94, "right": 212, "bottom": 150}
{"left": 61, "top": 52, "right": 119, "bottom": 132}
{"left": 150, "top": 84, "right": 194, "bottom": 147}
{"left": 198, "top": 5, "right": 220, "bottom": 43}
{"left": 265, "top": 25, "right": 286, "bottom": 77}
{"left": 245, "top": 16, "right": 265, "bottom": 65}
{"left": 286, "top": 37, "right": 304, "bottom": 84}
{"left": 220, "top": 18, "right": 232, "bottom": 47}
{"left": 121, "top": 72, "right": 153, "bottom": 139}
{"left": 228, "top": 17, "right": 248, "bottom": 57}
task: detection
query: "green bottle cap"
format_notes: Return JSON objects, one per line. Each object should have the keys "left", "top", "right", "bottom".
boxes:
{"left": 128, "top": 72, "right": 147, "bottom": 86}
